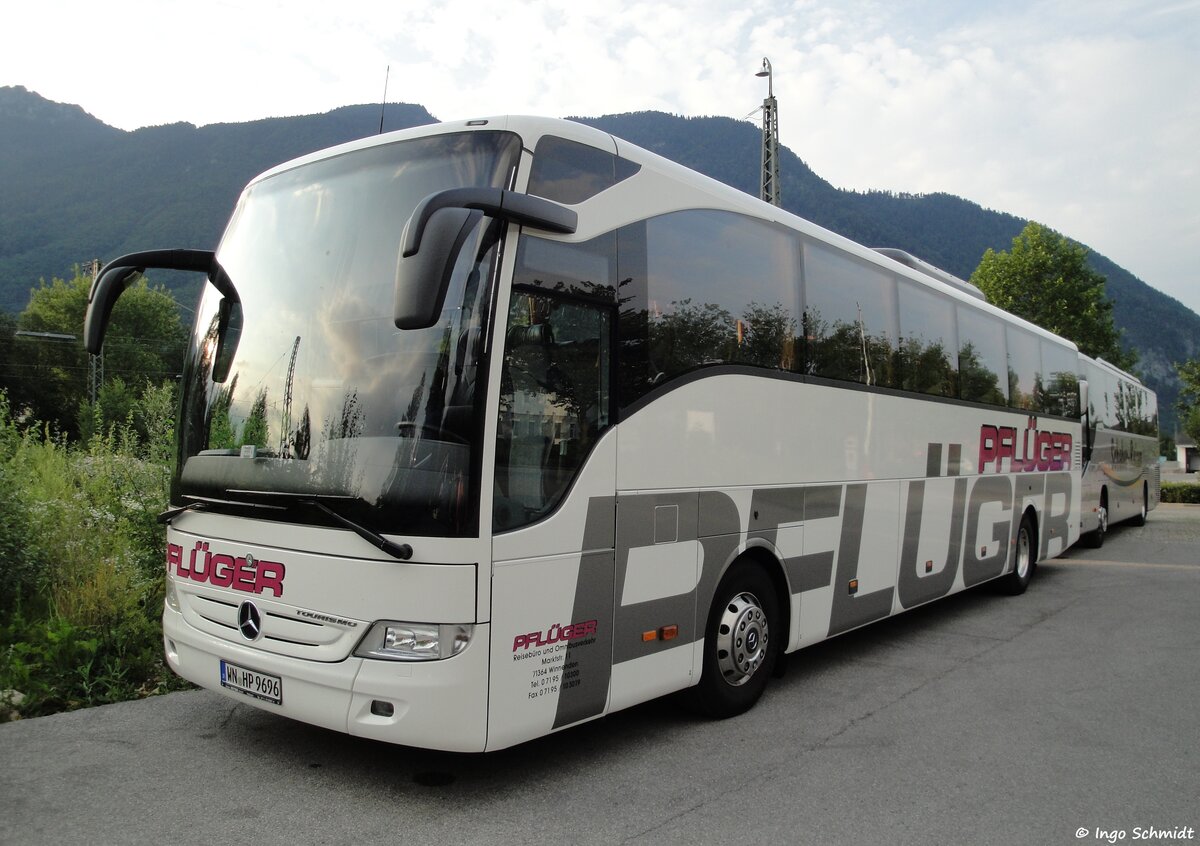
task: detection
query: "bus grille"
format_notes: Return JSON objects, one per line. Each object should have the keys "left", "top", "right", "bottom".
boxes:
{"left": 179, "top": 587, "right": 365, "bottom": 662}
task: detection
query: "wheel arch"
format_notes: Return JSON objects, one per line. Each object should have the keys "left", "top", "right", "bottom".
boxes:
{"left": 1022, "top": 503, "right": 1040, "bottom": 563}
{"left": 729, "top": 543, "right": 792, "bottom": 656}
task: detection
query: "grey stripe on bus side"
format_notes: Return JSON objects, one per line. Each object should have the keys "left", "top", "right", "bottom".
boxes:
{"left": 552, "top": 497, "right": 616, "bottom": 730}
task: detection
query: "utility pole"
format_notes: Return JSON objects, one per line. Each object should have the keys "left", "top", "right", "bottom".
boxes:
{"left": 756, "top": 57, "right": 781, "bottom": 207}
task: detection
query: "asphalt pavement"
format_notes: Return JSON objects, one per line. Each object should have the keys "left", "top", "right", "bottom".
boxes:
{"left": 2, "top": 506, "right": 1198, "bottom": 846}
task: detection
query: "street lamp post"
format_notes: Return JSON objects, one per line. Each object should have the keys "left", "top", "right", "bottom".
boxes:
{"left": 756, "top": 57, "right": 781, "bottom": 207}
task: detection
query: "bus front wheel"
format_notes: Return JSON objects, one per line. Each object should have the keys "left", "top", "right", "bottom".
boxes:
{"left": 688, "top": 560, "right": 780, "bottom": 719}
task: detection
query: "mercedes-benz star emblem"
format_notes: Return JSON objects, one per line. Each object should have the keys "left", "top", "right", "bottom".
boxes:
{"left": 237, "top": 601, "right": 263, "bottom": 641}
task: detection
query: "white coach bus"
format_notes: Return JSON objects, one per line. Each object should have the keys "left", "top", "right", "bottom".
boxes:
{"left": 86, "top": 116, "right": 1123, "bottom": 751}
{"left": 1077, "top": 356, "right": 1159, "bottom": 547}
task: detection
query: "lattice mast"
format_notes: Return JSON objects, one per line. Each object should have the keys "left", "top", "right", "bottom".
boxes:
{"left": 279, "top": 335, "right": 300, "bottom": 457}
{"left": 756, "top": 57, "right": 781, "bottom": 207}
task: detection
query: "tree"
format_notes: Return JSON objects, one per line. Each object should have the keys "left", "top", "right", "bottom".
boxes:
{"left": 971, "top": 222, "right": 1136, "bottom": 370}
{"left": 0, "top": 310, "right": 23, "bottom": 412}
{"left": 240, "top": 387, "right": 270, "bottom": 449}
{"left": 14, "top": 266, "right": 187, "bottom": 437}
{"left": 1176, "top": 358, "right": 1200, "bottom": 444}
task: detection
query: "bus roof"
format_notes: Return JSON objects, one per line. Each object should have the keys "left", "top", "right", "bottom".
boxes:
{"left": 245, "top": 114, "right": 1078, "bottom": 353}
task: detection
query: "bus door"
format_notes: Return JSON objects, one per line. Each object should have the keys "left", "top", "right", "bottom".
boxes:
{"left": 488, "top": 288, "right": 618, "bottom": 749}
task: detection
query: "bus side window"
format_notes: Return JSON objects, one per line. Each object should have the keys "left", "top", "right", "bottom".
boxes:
{"left": 802, "top": 240, "right": 898, "bottom": 388}
{"left": 957, "top": 305, "right": 1008, "bottom": 406}
{"left": 494, "top": 290, "right": 612, "bottom": 531}
{"left": 1006, "top": 325, "right": 1042, "bottom": 411}
{"left": 1040, "top": 340, "right": 1079, "bottom": 417}
{"left": 897, "top": 279, "right": 957, "bottom": 397}
{"left": 526, "top": 135, "right": 640, "bottom": 205}
{"left": 642, "top": 210, "right": 799, "bottom": 382}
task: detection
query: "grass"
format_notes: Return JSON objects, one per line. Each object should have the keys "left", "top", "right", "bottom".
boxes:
{"left": 0, "top": 385, "right": 190, "bottom": 720}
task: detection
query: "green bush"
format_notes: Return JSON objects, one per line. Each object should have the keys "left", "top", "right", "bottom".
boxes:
{"left": 0, "top": 385, "right": 189, "bottom": 721}
{"left": 1161, "top": 481, "right": 1200, "bottom": 504}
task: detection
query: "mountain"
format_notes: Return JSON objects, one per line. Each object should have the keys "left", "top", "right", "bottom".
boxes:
{"left": 575, "top": 112, "right": 1197, "bottom": 429}
{"left": 2, "top": 86, "right": 1194, "bottom": 430}
{"left": 0, "top": 85, "right": 436, "bottom": 311}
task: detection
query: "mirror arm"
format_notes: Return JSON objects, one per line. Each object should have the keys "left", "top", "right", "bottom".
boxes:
{"left": 85, "top": 249, "right": 218, "bottom": 354}
{"left": 402, "top": 187, "right": 577, "bottom": 258}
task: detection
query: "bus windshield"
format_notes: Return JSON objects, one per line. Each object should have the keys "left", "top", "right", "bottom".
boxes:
{"left": 175, "top": 130, "right": 521, "bottom": 537}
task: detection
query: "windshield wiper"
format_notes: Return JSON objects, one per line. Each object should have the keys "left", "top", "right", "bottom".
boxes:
{"left": 157, "top": 501, "right": 208, "bottom": 525}
{"left": 302, "top": 499, "right": 414, "bottom": 561}
{"left": 162, "top": 494, "right": 287, "bottom": 525}
{"left": 224, "top": 490, "right": 414, "bottom": 561}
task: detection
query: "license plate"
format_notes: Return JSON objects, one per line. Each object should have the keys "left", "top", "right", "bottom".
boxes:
{"left": 220, "top": 659, "right": 282, "bottom": 705}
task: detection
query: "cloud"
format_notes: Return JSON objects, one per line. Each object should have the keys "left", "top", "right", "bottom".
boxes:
{"left": 2, "top": 0, "right": 1196, "bottom": 311}
{"left": 730, "top": 1, "right": 1200, "bottom": 309}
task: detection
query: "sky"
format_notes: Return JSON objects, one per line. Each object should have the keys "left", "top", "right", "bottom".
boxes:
{"left": 4, "top": 0, "right": 1199, "bottom": 312}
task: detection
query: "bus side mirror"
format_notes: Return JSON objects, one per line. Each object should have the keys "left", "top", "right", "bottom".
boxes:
{"left": 84, "top": 249, "right": 217, "bottom": 354}
{"left": 394, "top": 187, "right": 577, "bottom": 331}
{"left": 394, "top": 207, "right": 483, "bottom": 330}
{"left": 1078, "top": 379, "right": 1092, "bottom": 462}
{"left": 212, "top": 298, "right": 243, "bottom": 384}
{"left": 85, "top": 264, "right": 141, "bottom": 354}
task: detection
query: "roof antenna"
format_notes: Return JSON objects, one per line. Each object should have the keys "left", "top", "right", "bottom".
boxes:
{"left": 378, "top": 65, "right": 390, "bottom": 135}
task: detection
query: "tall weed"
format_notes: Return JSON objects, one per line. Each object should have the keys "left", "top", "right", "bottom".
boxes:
{"left": 0, "top": 385, "right": 187, "bottom": 720}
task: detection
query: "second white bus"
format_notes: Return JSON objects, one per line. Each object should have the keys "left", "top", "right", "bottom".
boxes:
{"left": 1077, "top": 356, "right": 1159, "bottom": 546}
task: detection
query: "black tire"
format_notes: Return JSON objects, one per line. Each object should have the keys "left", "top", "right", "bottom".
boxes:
{"left": 688, "top": 560, "right": 780, "bottom": 719}
{"left": 999, "top": 512, "right": 1037, "bottom": 595}
{"left": 1129, "top": 485, "right": 1148, "bottom": 527}
{"left": 1082, "top": 497, "right": 1107, "bottom": 549}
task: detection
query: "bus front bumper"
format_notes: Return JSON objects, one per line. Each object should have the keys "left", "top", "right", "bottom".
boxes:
{"left": 163, "top": 606, "right": 491, "bottom": 752}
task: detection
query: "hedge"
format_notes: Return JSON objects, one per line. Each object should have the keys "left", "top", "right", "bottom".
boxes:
{"left": 1161, "top": 481, "right": 1200, "bottom": 504}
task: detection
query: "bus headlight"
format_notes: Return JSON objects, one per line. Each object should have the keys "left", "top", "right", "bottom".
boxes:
{"left": 354, "top": 622, "right": 473, "bottom": 661}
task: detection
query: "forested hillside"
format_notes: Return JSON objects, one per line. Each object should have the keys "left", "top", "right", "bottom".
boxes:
{"left": 2, "top": 86, "right": 1194, "bottom": 429}
{"left": 0, "top": 86, "right": 436, "bottom": 311}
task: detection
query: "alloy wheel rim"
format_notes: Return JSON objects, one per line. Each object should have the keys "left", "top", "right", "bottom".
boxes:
{"left": 1015, "top": 527, "right": 1032, "bottom": 580}
{"left": 716, "top": 592, "right": 769, "bottom": 687}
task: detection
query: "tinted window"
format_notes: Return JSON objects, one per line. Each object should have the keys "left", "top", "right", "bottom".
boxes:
{"left": 1086, "top": 361, "right": 1117, "bottom": 428}
{"left": 514, "top": 231, "right": 618, "bottom": 303}
{"left": 1006, "top": 326, "right": 1042, "bottom": 411}
{"left": 1144, "top": 389, "right": 1159, "bottom": 435}
{"left": 1041, "top": 340, "right": 1079, "bottom": 417}
{"left": 957, "top": 306, "right": 1008, "bottom": 406}
{"left": 803, "top": 241, "right": 898, "bottom": 387}
{"left": 1114, "top": 378, "right": 1151, "bottom": 434}
{"left": 494, "top": 291, "right": 612, "bottom": 531}
{"left": 897, "top": 280, "right": 957, "bottom": 397}
{"left": 527, "top": 135, "right": 640, "bottom": 205}
{"left": 621, "top": 210, "right": 799, "bottom": 391}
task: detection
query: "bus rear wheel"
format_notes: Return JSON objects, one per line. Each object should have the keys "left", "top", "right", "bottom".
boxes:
{"left": 688, "top": 560, "right": 780, "bottom": 718}
{"left": 999, "top": 513, "right": 1037, "bottom": 595}
{"left": 1083, "top": 495, "right": 1108, "bottom": 549}
{"left": 1130, "top": 485, "right": 1149, "bottom": 527}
